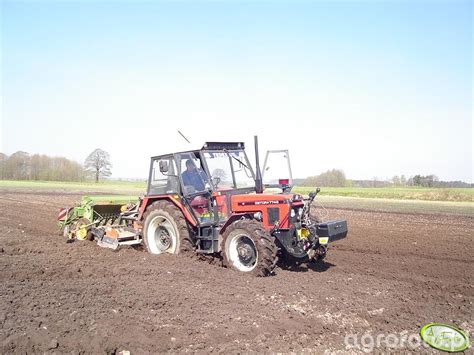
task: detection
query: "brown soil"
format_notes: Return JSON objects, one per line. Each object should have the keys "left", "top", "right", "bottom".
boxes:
{"left": 1, "top": 190, "right": 472, "bottom": 353}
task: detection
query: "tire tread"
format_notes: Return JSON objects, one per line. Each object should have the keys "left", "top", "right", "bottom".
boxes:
{"left": 142, "top": 200, "right": 194, "bottom": 254}
{"left": 222, "top": 219, "right": 278, "bottom": 276}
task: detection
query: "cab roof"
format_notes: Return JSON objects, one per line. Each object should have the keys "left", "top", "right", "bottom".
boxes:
{"left": 151, "top": 142, "right": 245, "bottom": 160}
{"left": 202, "top": 142, "right": 245, "bottom": 150}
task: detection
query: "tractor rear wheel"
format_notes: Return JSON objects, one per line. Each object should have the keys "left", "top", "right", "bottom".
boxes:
{"left": 222, "top": 219, "right": 277, "bottom": 276}
{"left": 142, "top": 201, "right": 194, "bottom": 255}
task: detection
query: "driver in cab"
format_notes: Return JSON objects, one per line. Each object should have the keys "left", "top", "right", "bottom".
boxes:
{"left": 181, "top": 159, "right": 208, "bottom": 192}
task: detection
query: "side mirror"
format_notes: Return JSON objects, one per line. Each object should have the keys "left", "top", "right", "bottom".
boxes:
{"left": 159, "top": 161, "right": 169, "bottom": 173}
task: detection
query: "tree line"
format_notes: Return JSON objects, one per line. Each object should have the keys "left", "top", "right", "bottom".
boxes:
{"left": 301, "top": 170, "right": 471, "bottom": 188}
{"left": 402, "top": 175, "right": 471, "bottom": 188}
{"left": 302, "top": 169, "right": 347, "bottom": 187}
{"left": 1, "top": 151, "right": 470, "bottom": 188}
{"left": 0, "top": 149, "right": 112, "bottom": 182}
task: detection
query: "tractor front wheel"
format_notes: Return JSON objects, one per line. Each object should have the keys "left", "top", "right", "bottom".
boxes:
{"left": 142, "top": 201, "right": 194, "bottom": 255}
{"left": 279, "top": 216, "right": 320, "bottom": 265}
{"left": 222, "top": 219, "right": 277, "bottom": 276}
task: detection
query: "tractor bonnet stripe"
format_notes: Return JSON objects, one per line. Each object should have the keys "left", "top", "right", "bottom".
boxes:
{"left": 237, "top": 200, "right": 289, "bottom": 206}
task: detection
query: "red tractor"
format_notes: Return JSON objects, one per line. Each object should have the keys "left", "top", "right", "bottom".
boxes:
{"left": 135, "top": 137, "right": 347, "bottom": 276}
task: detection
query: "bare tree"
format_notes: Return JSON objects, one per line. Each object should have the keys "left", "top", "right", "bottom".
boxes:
{"left": 84, "top": 149, "right": 112, "bottom": 183}
{"left": 392, "top": 175, "right": 401, "bottom": 186}
{"left": 212, "top": 168, "right": 228, "bottom": 182}
{"left": 400, "top": 174, "right": 407, "bottom": 186}
{"left": 6, "top": 151, "right": 30, "bottom": 180}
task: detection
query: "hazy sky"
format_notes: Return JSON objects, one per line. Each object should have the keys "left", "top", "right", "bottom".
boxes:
{"left": 1, "top": 0, "right": 472, "bottom": 181}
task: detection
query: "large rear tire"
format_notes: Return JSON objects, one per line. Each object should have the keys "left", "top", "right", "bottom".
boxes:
{"left": 222, "top": 219, "right": 277, "bottom": 276}
{"left": 142, "top": 201, "right": 194, "bottom": 255}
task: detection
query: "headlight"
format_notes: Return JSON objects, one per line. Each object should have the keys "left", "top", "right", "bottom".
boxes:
{"left": 290, "top": 209, "right": 296, "bottom": 218}
{"left": 298, "top": 208, "right": 303, "bottom": 217}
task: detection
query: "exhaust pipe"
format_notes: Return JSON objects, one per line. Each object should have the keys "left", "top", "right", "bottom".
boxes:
{"left": 254, "top": 135, "right": 263, "bottom": 194}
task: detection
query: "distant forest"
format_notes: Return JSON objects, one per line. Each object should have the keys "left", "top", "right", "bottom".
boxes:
{"left": 301, "top": 169, "right": 472, "bottom": 188}
{"left": 0, "top": 151, "right": 84, "bottom": 181}
{"left": 0, "top": 151, "right": 472, "bottom": 188}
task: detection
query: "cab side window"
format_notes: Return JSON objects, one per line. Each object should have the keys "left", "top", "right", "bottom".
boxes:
{"left": 148, "top": 158, "right": 179, "bottom": 195}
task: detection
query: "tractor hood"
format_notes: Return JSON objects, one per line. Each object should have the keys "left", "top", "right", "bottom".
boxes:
{"left": 229, "top": 193, "right": 304, "bottom": 228}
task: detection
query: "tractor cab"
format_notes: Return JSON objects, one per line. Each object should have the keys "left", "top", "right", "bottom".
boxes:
{"left": 147, "top": 142, "right": 256, "bottom": 224}
{"left": 145, "top": 141, "right": 309, "bottom": 254}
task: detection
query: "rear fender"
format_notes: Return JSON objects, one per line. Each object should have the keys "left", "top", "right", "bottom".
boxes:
{"left": 139, "top": 195, "right": 198, "bottom": 227}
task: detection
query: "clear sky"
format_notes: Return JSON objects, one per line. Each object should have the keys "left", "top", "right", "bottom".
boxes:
{"left": 1, "top": 0, "right": 472, "bottom": 181}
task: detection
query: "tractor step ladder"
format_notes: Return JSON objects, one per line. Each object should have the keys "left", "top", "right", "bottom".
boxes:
{"left": 196, "top": 226, "right": 220, "bottom": 253}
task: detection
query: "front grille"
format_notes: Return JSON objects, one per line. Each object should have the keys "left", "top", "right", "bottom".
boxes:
{"left": 267, "top": 208, "right": 280, "bottom": 225}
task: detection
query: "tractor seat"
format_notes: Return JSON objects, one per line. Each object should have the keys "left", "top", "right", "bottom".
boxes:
{"left": 190, "top": 195, "right": 208, "bottom": 208}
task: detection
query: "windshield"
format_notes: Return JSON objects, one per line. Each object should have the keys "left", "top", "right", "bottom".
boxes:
{"left": 204, "top": 150, "right": 255, "bottom": 190}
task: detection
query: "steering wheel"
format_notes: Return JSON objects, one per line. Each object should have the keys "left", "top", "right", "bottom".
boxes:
{"left": 184, "top": 185, "right": 197, "bottom": 195}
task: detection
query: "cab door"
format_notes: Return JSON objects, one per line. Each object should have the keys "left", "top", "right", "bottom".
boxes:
{"left": 176, "top": 152, "right": 215, "bottom": 225}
